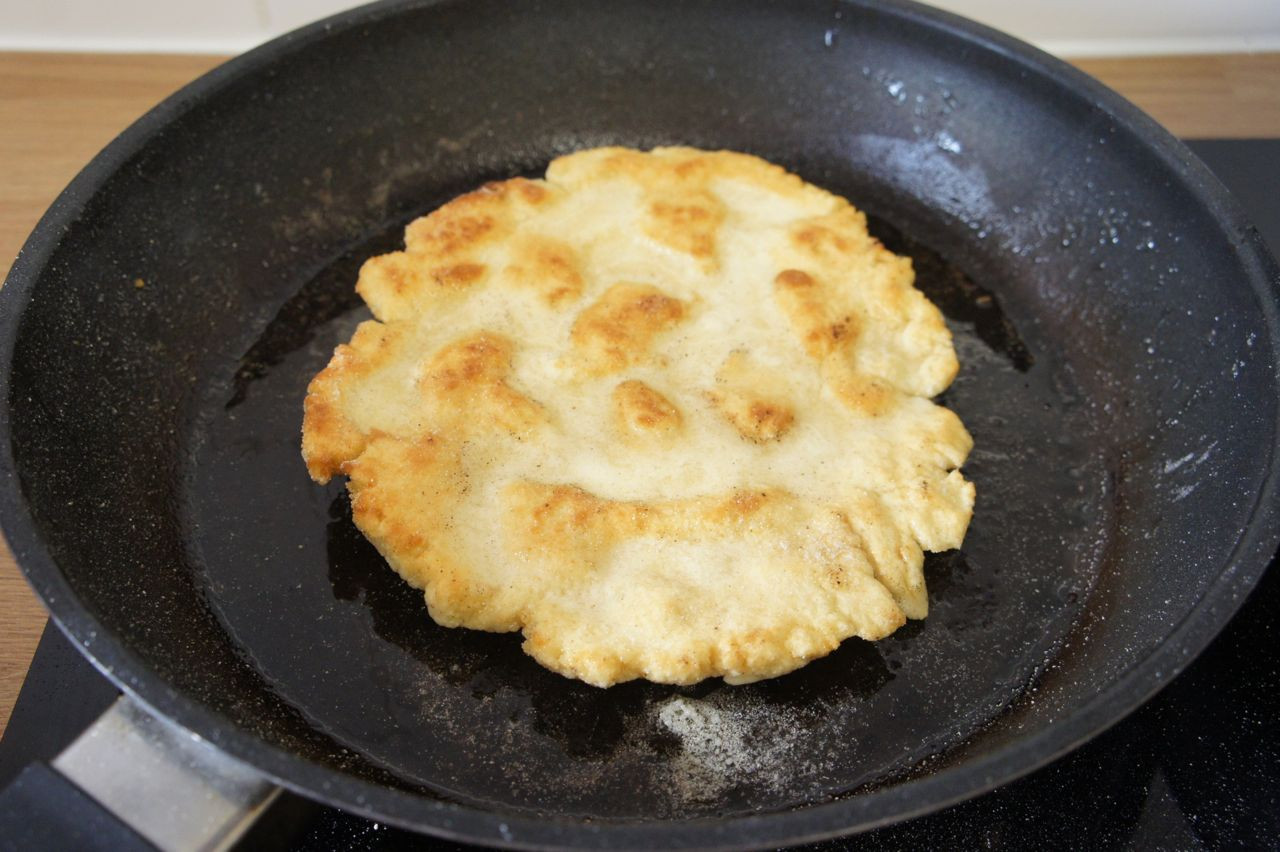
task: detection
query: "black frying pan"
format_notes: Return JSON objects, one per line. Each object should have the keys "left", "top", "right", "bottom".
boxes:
{"left": 1, "top": 0, "right": 1278, "bottom": 848}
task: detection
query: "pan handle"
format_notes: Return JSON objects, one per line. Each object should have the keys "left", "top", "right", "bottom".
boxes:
{"left": 0, "top": 695, "right": 281, "bottom": 851}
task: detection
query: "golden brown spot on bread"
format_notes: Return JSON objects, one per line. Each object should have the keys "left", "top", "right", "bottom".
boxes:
{"left": 748, "top": 401, "right": 794, "bottom": 440}
{"left": 421, "top": 332, "right": 546, "bottom": 435}
{"left": 646, "top": 190, "right": 726, "bottom": 263}
{"left": 356, "top": 255, "right": 487, "bottom": 321}
{"left": 502, "top": 235, "right": 584, "bottom": 306}
{"left": 355, "top": 253, "right": 422, "bottom": 317}
{"left": 674, "top": 157, "right": 712, "bottom": 179}
{"left": 794, "top": 225, "right": 841, "bottom": 250}
{"left": 788, "top": 209, "right": 874, "bottom": 261}
{"left": 523, "top": 483, "right": 642, "bottom": 538}
{"left": 775, "top": 268, "right": 815, "bottom": 290}
{"left": 505, "top": 483, "right": 841, "bottom": 586}
{"left": 792, "top": 223, "right": 854, "bottom": 257}
{"left": 430, "top": 262, "right": 487, "bottom": 289}
{"left": 504, "top": 481, "right": 653, "bottom": 580}
{"left": 405, "top": 214, "right": 498, "bottom": 257}
{"left": 773, "top": 269, "right": 860, "bottom": 360}
{"left": 514, "top": 179, "right": 549, "bottom": 204}
{"left": 613, "top": 380, "right": 682, "bottom": 435}
{"left": 423, "top": 333, "right": 510, "bottom": 386}
{"left": 300, "top": 394, "right": 362, "bottom": 482}
{"left": 400, "top": 176, "right": 555, "bottom": 258}
{"left": 706, "top": 352, "right": 797, "bottom": 442}
{"left": 824, "top": 361, "right": 896, "bottom": 418}
{"left": 569, "top": 283, "right": 688, "bottom": 375}
{"left": 707, "top": 395, "right": 795, "bottom": 443}
{"left": 700, "top": 489, "right": 774, "bottom": 524}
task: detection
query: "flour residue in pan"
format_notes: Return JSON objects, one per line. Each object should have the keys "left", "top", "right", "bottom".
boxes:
{"left": 657, "top": 694, "right": 809, "bottom": 800}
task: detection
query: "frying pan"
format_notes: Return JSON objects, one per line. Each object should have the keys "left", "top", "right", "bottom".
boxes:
{"left": 1, "top": 0, "right": 1278, "bottom": 848}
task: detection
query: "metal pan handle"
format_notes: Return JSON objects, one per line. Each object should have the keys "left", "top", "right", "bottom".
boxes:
{"left": 0, "top": 695, "right": 280, "bottom": 851}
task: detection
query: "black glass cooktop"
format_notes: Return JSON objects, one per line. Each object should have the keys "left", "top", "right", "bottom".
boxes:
{"left": 1, "top": 140, "right": 1277, "bottom": 851}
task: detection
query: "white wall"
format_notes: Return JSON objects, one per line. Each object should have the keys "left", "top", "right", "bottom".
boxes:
{"left": 1, "top": 0, "right": 1278, "bottom": 57}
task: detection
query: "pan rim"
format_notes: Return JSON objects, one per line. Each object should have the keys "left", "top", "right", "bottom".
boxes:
{"left": 2, "top": 0, "right": 1278, "bottom": 847}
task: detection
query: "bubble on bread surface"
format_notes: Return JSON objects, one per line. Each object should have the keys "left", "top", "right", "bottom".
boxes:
{"left": 301, "top": 146, "right": 974, "bottom": 687}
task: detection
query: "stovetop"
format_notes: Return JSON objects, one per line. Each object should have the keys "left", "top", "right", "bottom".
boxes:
{"left": 1, "top": 139, "right": 1277, "bottom": 850}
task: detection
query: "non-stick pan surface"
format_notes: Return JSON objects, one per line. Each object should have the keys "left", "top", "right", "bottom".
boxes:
{"left": 2, "top": 0, "right": 1278, "bottom": 847}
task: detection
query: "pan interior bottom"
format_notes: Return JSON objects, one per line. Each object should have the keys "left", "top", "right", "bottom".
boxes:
{"left": 183, "top": 213, "right": 1108, "bottom": 820}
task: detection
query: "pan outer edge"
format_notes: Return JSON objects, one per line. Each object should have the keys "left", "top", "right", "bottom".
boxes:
{"left": 1, "top": 0, "right": 1278, "bottom": 847}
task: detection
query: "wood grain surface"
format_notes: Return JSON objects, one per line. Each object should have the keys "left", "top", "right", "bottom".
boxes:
{"left": 2, "top": 50, "right": 1279, "bottom": 740}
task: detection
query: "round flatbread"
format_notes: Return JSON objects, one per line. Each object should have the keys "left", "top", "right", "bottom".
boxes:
{"left": 302, "top": 147, "right": 974, "bottom": 687}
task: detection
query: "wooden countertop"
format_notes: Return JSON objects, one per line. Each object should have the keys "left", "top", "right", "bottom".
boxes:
{"left": 2, "top": 50, "right": 1279, "bottom": 740}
